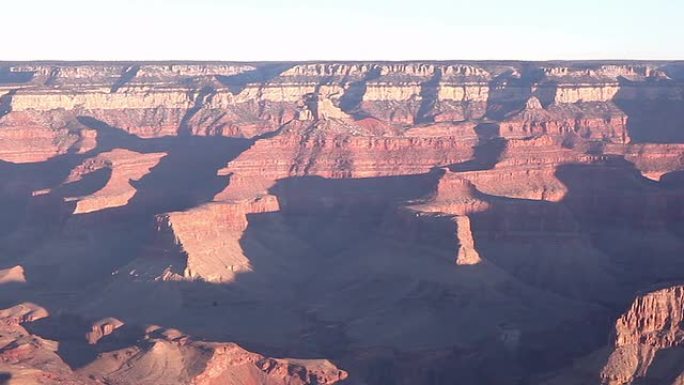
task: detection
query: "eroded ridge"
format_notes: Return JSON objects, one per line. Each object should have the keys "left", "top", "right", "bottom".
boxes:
{"left": 0, "top": 61, "right": 683, "bottom": 385}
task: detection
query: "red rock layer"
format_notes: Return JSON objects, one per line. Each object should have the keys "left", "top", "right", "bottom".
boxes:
{"left": 0, "top": 111, "right": 96, "bottom": 163}
{"left": 601, "top": 286, "right": 684, "bottom": 385}
{"left": 0, "top": 61, "right": 683, "bottom": 385}
{"left": 0, "top": 305, "right": 347, "bottom": 385}
{"left": 157, "top": 196, "right": 280, "bottom": 282}
{"left": 215, "top": 120, "right": 476, "bottom": 200}
{"left": 63, "top": 149, "right": 165, "bottom": 214}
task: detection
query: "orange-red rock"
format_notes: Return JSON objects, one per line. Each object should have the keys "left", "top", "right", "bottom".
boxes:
{"left": 0, "top": 61, "right": 683, "bottom": 385}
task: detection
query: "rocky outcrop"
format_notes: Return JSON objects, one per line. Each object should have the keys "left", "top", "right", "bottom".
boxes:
{"left": 157, "top": 196, "right": 280, "bottom": 283}
{"left": 0, "top": 265, "right": 26, "bottom": 284}
{"left": 0, "top": 110, "right": 96, "bottom": 162}
{"left": 454, "top": 216, "right": 481, "bottom": 265}
{"left": 86, "top": 317, "right": 125, "bottom": 344}
{"left": 500, "top": 100, "right": 628, "bottom": 141}
{"left": 601, "top": 286, "right": 684, "bottom": 385}
{"left": 189, "top": 344, "right": 347, "bottom": 385}
{"left": 0, "top": 307, "right": 347, "bottom": 385}
{"left": 605, "top": 143, "right": 684, "bottom": 180}
{"left": 82, "top": 336, "right": 347, "bottom": 385}
{"left": 215, "top": 120, "right": 476, "bottom": 200}
{"left": 63, "top": 149, "right": 165, "bottom": 214}
{"left": 1, "top": 61, "right": 684, "bottom": 385}
{"left": 0, "top": 303, "right": 49, "bottom": 326}
{"left": 411, "top": 172, "right": 490, "bottom": 215}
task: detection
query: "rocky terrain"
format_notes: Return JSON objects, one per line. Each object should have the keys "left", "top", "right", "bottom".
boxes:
{"left": 0, "top": 61, "right": 683, "bottom": 384}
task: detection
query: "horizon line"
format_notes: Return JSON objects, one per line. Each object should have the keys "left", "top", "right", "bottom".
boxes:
{"left": 2, "top": 58, "right": 684, "bottom": 65}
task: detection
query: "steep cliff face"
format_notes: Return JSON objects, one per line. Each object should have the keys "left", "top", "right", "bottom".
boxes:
{"left": 214, "top": 120, "right": 476, "bottom": 200}
{"left": 601, "top": 286, "right": 684, "bottom": 385}
{"left": 156, "top": 197, "right": 280, "bottom": 283}
{"left": 0, "top": 61, "right": 683, "bottom": 385}
{"left": 1, "top": 61, "right": 681, "bottom": 144}
{"left": 540, "top": 286, "right": 684, "bottom": 385}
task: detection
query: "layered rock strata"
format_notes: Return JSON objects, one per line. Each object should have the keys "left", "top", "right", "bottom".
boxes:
{"left": 0, "top": 61, "right": 683, "bottom": 385}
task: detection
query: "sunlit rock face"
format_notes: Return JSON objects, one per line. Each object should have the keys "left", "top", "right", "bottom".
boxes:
{"left": 601, "top": 286, "right": 684, "bottom": 385}
{"left": 0, "top": 61, "right": 683, "bottom": 385}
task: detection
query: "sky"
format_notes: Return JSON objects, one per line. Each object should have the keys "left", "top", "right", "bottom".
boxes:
{"left": 3, "top": 0, "right": 683, "bottom": 61}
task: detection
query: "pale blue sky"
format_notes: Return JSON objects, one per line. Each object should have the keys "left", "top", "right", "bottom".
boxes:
{"left": 4, "top": 0, "right": 682, "bottom": 60}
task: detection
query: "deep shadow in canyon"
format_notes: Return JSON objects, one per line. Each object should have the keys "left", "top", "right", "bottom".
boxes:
{"left": 0, "top": 68, "right": 34, "bottom": 85}
{"left": 634, "top": 346, "right": 684, "bottom": 385}
{"left": 1, "top": 123, "right": 684, "bottom": 384}
{"left": 339, "top": 66, "right": 383, "bottom": 119}
{"left": 110, "top": 64, "right": 141, "bottom": 93}
{"left": 449, "top": 123, "right": 505, "bottom": 172}
{"left": 0, "top": 90, "right": 16, "bottom": 119}
{"left": 484, "top": 65, "right": 547, "bottom": 121}
{"left": 415, "top": 69, "right": 443, "bottom": 124}
{"left": 0, "top": 116, "right": 250, "bottom": 290}
{"left": 216, "top": 63, "right": 294, "bottom": 95}
{"left": 613, "top": 77, "right": 684, "bottom": 143}
{"left": 0, "top": 118, "right": 252, "bottom": 371}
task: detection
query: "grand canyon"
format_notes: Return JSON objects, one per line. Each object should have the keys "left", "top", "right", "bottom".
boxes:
{"left": 0, "top": 61, "right": 683, "bottom": 385}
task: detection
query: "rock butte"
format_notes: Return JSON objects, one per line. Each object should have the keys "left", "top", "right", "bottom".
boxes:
{"left": 0, "top": 61, "right": 683, "bottom": 385}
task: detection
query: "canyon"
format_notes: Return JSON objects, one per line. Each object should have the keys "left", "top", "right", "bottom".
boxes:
{"left": 0, "top": 61, "right": 683, "bottom": 384}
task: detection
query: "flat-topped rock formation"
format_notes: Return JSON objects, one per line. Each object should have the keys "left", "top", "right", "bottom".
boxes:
{"left": 0, "top": 61, "right": 683, "bottom": 385}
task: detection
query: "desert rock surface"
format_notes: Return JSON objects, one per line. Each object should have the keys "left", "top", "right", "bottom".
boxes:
{"left": 0, "top": 61, "right": 683, "bottom": 384}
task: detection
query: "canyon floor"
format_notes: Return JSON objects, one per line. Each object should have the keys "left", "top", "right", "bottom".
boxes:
{"left": 0, "top": 61, "right": 683, "bottom": 384}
